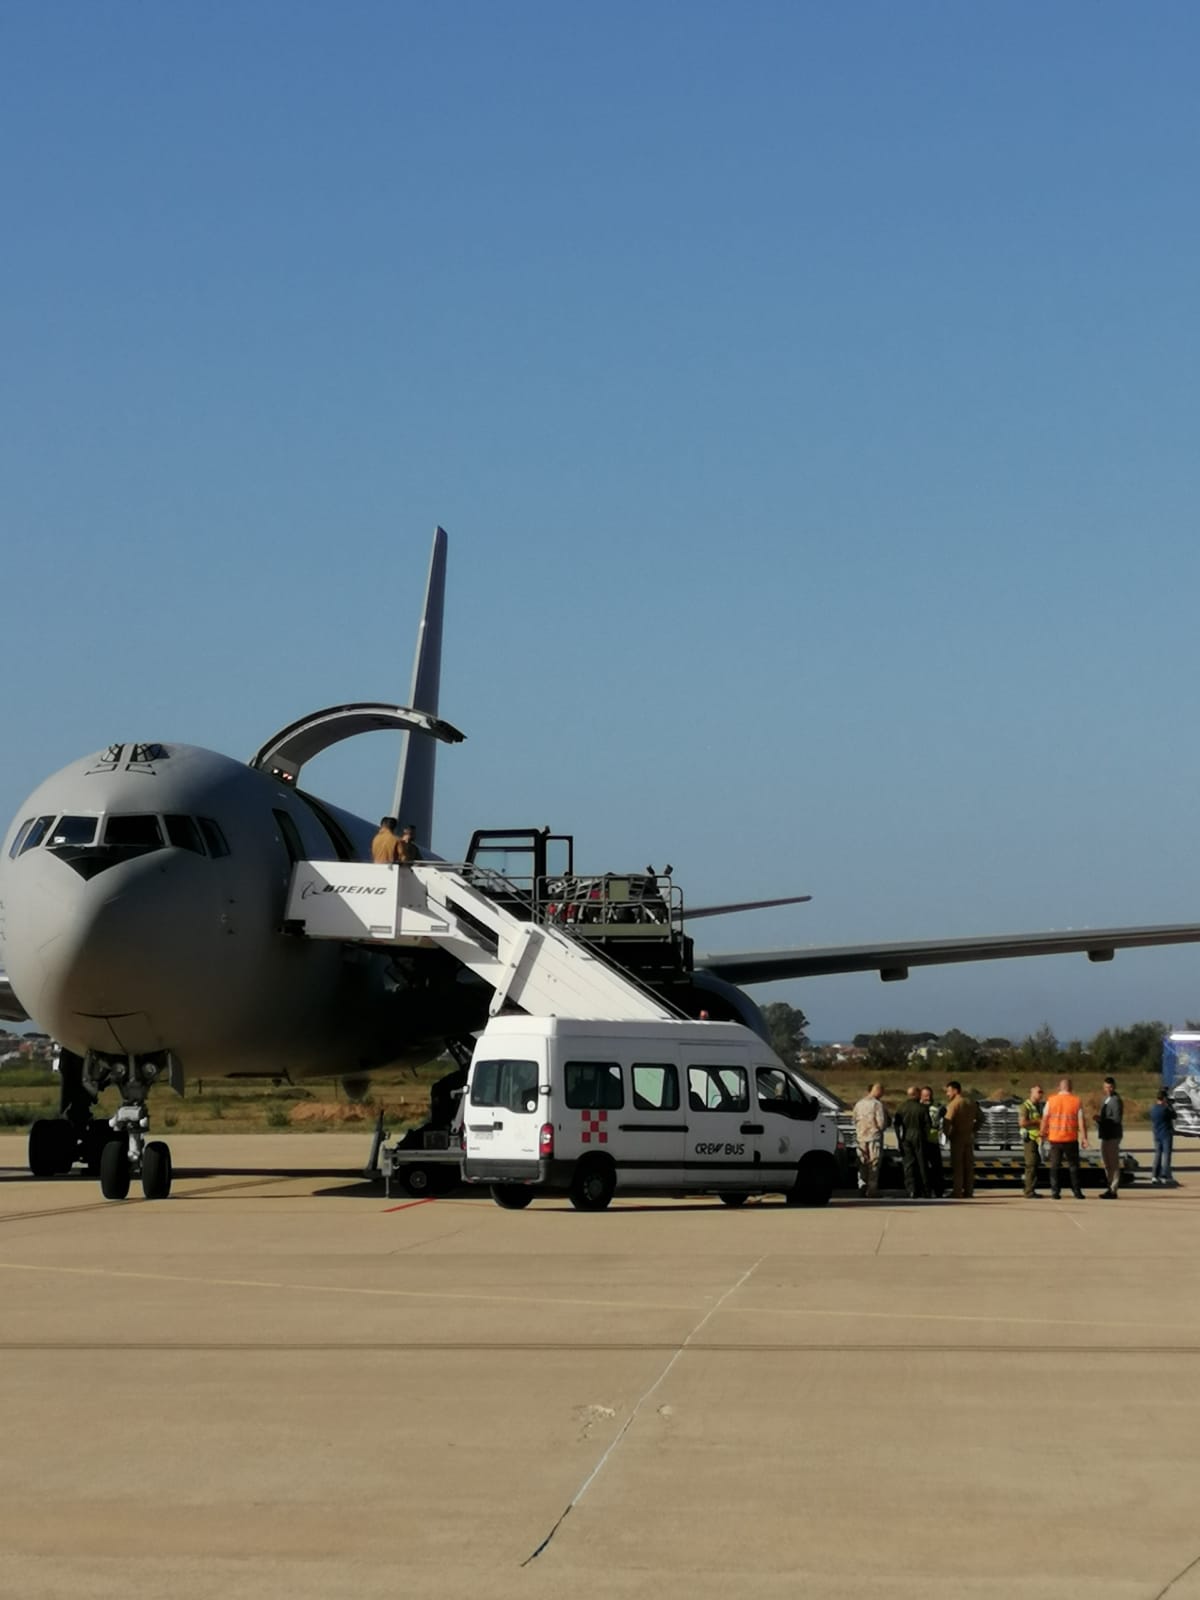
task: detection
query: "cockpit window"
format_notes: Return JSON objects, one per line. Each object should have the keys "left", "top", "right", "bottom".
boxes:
{"left": 49, "top": 816, "right": 99, "bottom": 848}
{"left": 8, "top": 820, "right": 35, "bottom": 859}
{"left": 198, "top": 817, "right": 230, "bottom": 857}
{"left": 104, "top": 815, "right": 164, "bottom": 848}
{"left": 164, "top": 815, "right": 205, "bottom": 854}
{"left": 18, "top": 816, "right": 55, "bottom": 856}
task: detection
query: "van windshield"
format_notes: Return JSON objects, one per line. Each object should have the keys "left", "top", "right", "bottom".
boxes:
{"left": 470, "top": 1059, "right": 539, "bottom": 1114}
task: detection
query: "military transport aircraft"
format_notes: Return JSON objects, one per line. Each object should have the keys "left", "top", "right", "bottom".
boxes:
{"left": 4, "top": 526, "right": 1200, "bottom": 1202}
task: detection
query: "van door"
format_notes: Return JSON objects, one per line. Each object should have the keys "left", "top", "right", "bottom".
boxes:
{"left": 618, "top": 1060, "right": 686, "bottom": 1187}
{"left": 755, "top": 1065, "right": 826, "bottom": 1184}
{"left": 465, "top": 1054, "right": 542, "bottom": 1174}
{"left": 683, "top": 1061, "right": 762, "bottom": 1188}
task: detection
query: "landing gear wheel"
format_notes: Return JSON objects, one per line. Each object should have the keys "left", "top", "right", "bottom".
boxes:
{"left": 491, "top": 1184, "right": 534, "bottom": 1210}
{"left": 719, "top": 1192, "right": 750, "bottom": 1208}
{"left": 83, "top": 1119, "right": 118, "bottom": 1178}
{"left": 99, "top": 1140, "right": 132, "bottom": 1201}
{"left": 569, "top": 1158, "right": 616, "bottom": 1212}
{"left": 28, "top": 1118, "right": 76, "bottom": 1178}
{"left": 141, "top": 1141, "right": 172, "bottom": 1201}
{"left": 403, "top": 1164, "right": 433, "bottom": 1196}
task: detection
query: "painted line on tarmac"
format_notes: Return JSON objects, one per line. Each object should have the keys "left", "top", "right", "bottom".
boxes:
{"left": 0, "top": 1257, "right": 705, "bottom": 1316}
{"left": 0, "top": 1338, "right": 1193, "bottom": 1355}
{"left": 723, "top": 1299, "right": 1188, "bottom": 1335}
{"left": 0, "top": 1339, "right": 1197, "bottom": 1355}
{"left": 0, "top": 1174, "right": 304, "bottom": 1225}
{"left": 522, "top": 1253, "right": 766, "bottom": 1567}
{"left": 381, "top": 1197, "right": 436, "bottom": 1213}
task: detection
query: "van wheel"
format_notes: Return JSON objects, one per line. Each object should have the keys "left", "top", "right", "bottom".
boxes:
{"left": 569, "top": 1157, "right": 616, "bottom": 1212}
{"left": 789, "top": 1155, "right": 835, "bottom": 1207}
{"left": 719, "top": 1193, "right": 750, "bottom": 1208}
{"left": 491, "top": 1184, "right": 534, "bottom": 1210}
{"left": 404, "top": 1164, "right": 433, "bottom": 1195}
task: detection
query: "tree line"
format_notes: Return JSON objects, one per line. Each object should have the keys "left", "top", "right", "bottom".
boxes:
{"left": 761, "top": 1002, "right": 1185, "bottom": 1079}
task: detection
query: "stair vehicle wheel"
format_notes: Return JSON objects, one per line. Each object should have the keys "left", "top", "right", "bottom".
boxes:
{"left": 569, "top": 1157, "right": 616, "bottom": 1212}
{"left": 404, "top": 1164, "right": 433, "bottom": 1196}
{"left": 29, "top": 1118, "right": 76, "bottom": 1179}
{"left": 491, "top": 1184, "right": 534, "bottom": 1210}
{"left": 141, "top": 1141, "right": 172, "bottom": 1201}
{"left": 719, "top": 1192, "right": 750, "bottom": 1208}
{"left": 99, "top": 1140, "right": 132, "bottom": 1201}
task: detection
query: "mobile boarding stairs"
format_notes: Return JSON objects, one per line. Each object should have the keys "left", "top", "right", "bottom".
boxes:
{"left": 284, "top": 853, "right": 688, "bottom": 1025}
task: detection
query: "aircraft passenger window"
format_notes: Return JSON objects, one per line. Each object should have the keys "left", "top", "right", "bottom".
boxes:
{"left": 273, "top": 809, "right": 305, "bottom": 867}
{"left": 564, "top": 1062, "right": 624, "bottom": 1111}
{"left": 49, "top": 816, "right": 99, "bottom": 848}
{"left": 164, "top": 815, "right": 205, "bottom": 854}
{"left": 470, "top": 1059, "right": 539, "bottom": 1114}
{"left": 198, "top": 817, "right": 230, "bottom": 858}
{"left": 8, "top": 820, "right": 35, "bottom": 859}
{"left": 687, "top": 1065, "right": 749, "bottom": 1114}
{"left": 632, "top": 1063, "right": 679, "bottom": 1112}
{"left": 19, "top": 816, "right": 57, "bottom": 855}
{"left": 104, "top": 815, "right": 164, "bottom": 848}
{"left": 756, "top": 1067, "right": 819, "bottom": 1120}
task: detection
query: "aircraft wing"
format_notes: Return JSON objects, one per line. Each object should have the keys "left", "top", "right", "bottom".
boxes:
{"left": 0, "top": 970, "right": 29, "bottom": 1023}
{"left": 696, "top": 922, "right": 1200, "bottom": 986}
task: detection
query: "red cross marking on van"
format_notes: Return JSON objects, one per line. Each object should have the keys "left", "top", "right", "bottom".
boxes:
{"left": 581, "top": 1109, "right": 608, "bottom": 1144}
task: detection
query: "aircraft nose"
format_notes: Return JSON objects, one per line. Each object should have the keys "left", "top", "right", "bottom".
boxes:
{"left": 9, "top": 850, "right": 211, "bottom": 1055}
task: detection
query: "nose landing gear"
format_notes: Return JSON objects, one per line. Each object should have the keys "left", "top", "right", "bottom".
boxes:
{"left": 101, "top": 1074, "right": 173, "bottom": 1201}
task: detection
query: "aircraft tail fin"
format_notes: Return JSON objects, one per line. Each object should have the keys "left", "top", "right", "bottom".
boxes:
{"left": 391, "top": 526, "right": 448, "bottom": 850}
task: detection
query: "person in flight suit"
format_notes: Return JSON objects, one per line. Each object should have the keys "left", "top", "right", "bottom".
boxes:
{"left": 893, "top": 1085, "right": 929, "bottom": 1198}
{"left": 942, "top": 1081, "right": 982, "bottom": 1198}
{"left": 371, "top": 817, "right": 408, "bottom": 863}
{"left": 1018, "top": 1084, "right": 1046, "bottom": 1198}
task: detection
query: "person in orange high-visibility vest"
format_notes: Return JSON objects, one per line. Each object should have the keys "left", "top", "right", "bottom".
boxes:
{"left": 1042, "top": 1075, "right": 1089, "bottom": 1200}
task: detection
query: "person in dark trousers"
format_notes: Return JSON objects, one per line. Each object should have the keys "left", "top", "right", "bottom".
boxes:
{"left": 893, "top": 1085, "right": 929, "bottom": 1197}
{"left": 1150, "top": 1089, "right": 1176, "bottom": 1185}
{"left": 920, "top": 1086, "right": 945, "bottom": 1197}
{"left": 1096, "top": 1076, "right": 1124, "bottom": 1199}
{"left": 1018, "top": 1084, "right": 1045, "bottom": 1198}
{"left": 1042, "top": 1075, "right": 1088, "bottom": 1199}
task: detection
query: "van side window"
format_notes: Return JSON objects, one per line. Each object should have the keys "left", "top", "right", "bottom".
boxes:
{"left": 687, "top": 1065, "right": 749, "bottom": 1114}
{"left": 632, "top": 1063, "right": 679, "bottom": 1112}
{"left": 756, "top": 1067, "right": 820, "bottom": 1121}
{"left": 564, "top": 1062, "right": 624, "bottom": 1110}
{"left": 470, "top": 1059, "right": 539, "bottom": 1114}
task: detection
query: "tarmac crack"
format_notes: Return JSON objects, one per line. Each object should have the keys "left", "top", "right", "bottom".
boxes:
{"left": 1153, "top": 1547, "right": 1200, "bottom": 1600}
{"left": 521, "top": 1253, "right": 765, "bottom": 1568}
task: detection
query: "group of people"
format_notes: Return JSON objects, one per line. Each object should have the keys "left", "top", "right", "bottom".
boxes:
{"left": 853, "top": 1081, "right": 979, "bottom": 1199}
{"left": 853, "top": 1074, "right": 1179, "bottom": 1201}
{"left": 371, "top": 817, "right": 421, "bottom": 864}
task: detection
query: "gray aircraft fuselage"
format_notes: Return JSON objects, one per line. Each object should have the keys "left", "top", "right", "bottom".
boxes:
{"left": 0, "top": 742, "right": 479, "bottom": 1081}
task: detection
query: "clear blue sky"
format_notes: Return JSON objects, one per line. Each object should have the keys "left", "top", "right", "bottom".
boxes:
{"left": 4, "top": 2, "right": 1199, "bottom": 1043}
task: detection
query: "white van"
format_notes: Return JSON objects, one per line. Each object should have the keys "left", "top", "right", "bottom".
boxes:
{"left": 462, "top": 1016, "right": 839, "bottom": 1210}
